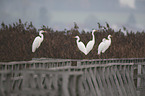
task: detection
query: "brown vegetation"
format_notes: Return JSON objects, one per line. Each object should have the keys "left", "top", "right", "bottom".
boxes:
{"left": 0, "top": 19, "right": 145, "bottom": 62}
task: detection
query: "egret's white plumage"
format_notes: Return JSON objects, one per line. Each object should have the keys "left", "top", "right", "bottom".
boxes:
{"left": 98, "top": 38, "right": 106, "bottom": 55}
{"left": 74, "top": 36, "right": 87, "bottom": 55}
{"left": 98, "top": 35, "right": 112, "bottom": 55}
{"left": 86, "top": 30, "right": 97, "bottom": 54}
{"left": 32, "top": 30, "right": 46, "bottom": 52}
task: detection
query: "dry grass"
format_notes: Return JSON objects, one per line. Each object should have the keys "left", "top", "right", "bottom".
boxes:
{"left": 0, "top": 19, "right": 145, "bottom": 62}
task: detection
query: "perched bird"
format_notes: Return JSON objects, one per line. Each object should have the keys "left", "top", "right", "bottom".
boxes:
{"left": 98, "top": 38, "right": 106, "bottom": 55}
{"left": 74, "top": 36, "right": 87, "bottom": 55}
{"left": 98, "top": 35, "right": 112, "bottom": 55}
{"left": 86, "top": 30, "right": 97, "bottom": 54}
{"left": 32, "top": 30, "right": 47, "bottom": 52}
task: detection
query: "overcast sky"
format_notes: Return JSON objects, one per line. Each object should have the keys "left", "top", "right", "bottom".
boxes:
{"left": 0, "top": 0, "right": 145, "bottom": 32}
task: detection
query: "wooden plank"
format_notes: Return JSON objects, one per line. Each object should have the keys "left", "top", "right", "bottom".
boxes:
{"left": 22, "top": 72, "right": 31, "bottom": 90}
{"left": 125, "top": 66, "right": 137, "bottom": 96}
{"left": 105, "top": 67, "right": 115, "bottom": 96}
{"left": 11, "top": 72, "right": 23, "bottom": 91}
{"left": 120, "top": 66, "right": 132, "bottom": 96}
{"left": 137, "top": 64, "right": 142, "bottom": 96}
{"left": 139, "top": 65, "right": 145, "bottom": 96}
{"left": 94, "top": 67, "right": 106, "bottom": 96}
{"left": 0, "top": 74, "right": 5, "bottom": 96}
{"left": 115, "top": 66, "right": 128, "bottom": 96}
{"left": 10, "top": 88, "right": 54, "bottom": 95}
{"left": 77, "top": 76, "right": 86, "bottom": 96}
{"left": 1, "top": 58, "right": 145, "bottom": 67}
{"left": 41, "top": 73, "right": 46, "bottom": 89}
{"left": 62, "top": 75, "right": 70, "bottom": 96}
{"left": 109, "top": 66, "right": 119, "bottom": 96}
{"left": 101, "top": 67, "right": 111, "bottom": 96}
{"left": 85, "top": 69, "right": 97, "bottom": 96}
{"left": 69, "top": 75, "right": 77, "bottom": 96}
{"left": 52, "top": 74, "right": 58, "bottom": 90}
{"left": 30, "top": 74, "right": 37, "bottom": 88}
{"left": 2, "top": 58, "right": 145, "bottom": 96}
{"left": 111, "top": 66, "right": 124, "bottom": 96}
{"left": 81, "top": 74, "right": 90, "bottom": 96}
{"left": 44, "top": 74, "right": 53, "bottom": 90}
{"left": 36, "top": 74, "right": 44, "bottom": 89}
{"left": 136, "top": 64, "right": 142, "bottom": 96}
{"left": 89, "top": 68, "right": 102, "bottom": 96}
{"left": 4, "top": 73, "right": 11, "bottom": 96}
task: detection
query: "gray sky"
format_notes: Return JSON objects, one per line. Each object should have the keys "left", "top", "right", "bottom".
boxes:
{"left": 0, "top": 0, "right": 145, "bottom": 32}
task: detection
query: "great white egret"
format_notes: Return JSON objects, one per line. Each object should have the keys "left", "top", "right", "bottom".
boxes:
{"left": 86, "top": 30, "right": 97, "bottom": 54}
{"left": 74, "top": 36, "right": 87, "bottom": 55}
{"left": 32, "top": 30, "right": 47, "bottom": 52}
{"left": 98, "top": 35, "right": 112, "bottom": 55}
{"left": 98, "top": 38, "right": 106, "bottom": 55}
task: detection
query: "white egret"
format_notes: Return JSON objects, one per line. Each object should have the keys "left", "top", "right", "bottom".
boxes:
{"left": 32, "top": 30, "right": 47, "bottom": 52}
{"left": 74, "top": 36, "right": 87, "bottom": 55}
{"left": 98, "top": 38, "right": 106, "bottom": 55}
{"left": 98, "top": 35, "right": 112, "bottom": 55}
{"left": 86, "top": 30, "right": 97, "bottom": 54}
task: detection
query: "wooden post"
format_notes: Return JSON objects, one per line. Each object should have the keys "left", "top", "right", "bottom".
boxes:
{"left": 62, "top": 75, "right": 70, "bottom": 96}
{"left": 137, "top": 65, "right": 141, "bottom": 96}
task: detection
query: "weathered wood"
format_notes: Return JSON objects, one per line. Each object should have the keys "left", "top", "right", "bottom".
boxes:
{"left": 115, "top": 66, "right": 128, "bottom": 96}
{"left": 137, "top": 65, "right": 142, "bottom": 96}
{"left": 105, "top": 67, "right": 115, "bottom": 96}
{"left": 89, "top": 68, "right": 102, "bottom": 96}
{"left": 81, "top": 74, "right": 90, "bottom": 96}
{"left": 111, "top": 66, "right": 124, "bottom": 96}
{"left": 125, "top": 66, "right": 137, "bottom": 96}
{"left": 62, "top": 75, "right": 69, "bottom": 96}
{"left": 1, "top": 58, "right": 145, "bottom": 96}
{"left": 94, "top": 67, "right": 105, "bottom": 96}
{"left": 102, "top": 67, "right": 111, "bottom": 96}
{"left": 120, "top": 66, "right": 132, "bottom": 96}
{"left": 108, "top": 66, "right": 119, "bottom": 96}
{"left": 0, "top": 74, "right": 5, "bottom": 96}
{"left": 84, "top": 69, "right": 96, "bottom": 96}
{"left": 139, "top": 65, "right": 145, "bottom": 96}
{"left": 77, "top": 76, "right": 85, "bottom": 96}
{"left": 69, "top": 75, "right": 77, "bottom": 96}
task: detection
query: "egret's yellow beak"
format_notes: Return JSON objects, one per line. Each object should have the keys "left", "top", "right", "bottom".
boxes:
{"left": 93, "top": 30, "right": 98, "bottom": 32}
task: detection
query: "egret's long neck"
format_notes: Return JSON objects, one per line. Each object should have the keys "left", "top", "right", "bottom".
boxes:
{"left": 108, "top": 36, "right": 111, "bottom": 42}
{"left": 92, "top": 31, "right": 95, "bottom": 41}
{"left": 39, "top": 32, "right": 44, "bottom": 39}
{"left": 77, "top": 37, "right": 80, "bottom": 43}
{"left": 108, "top": 36, "right": 111, "bottom": 40}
